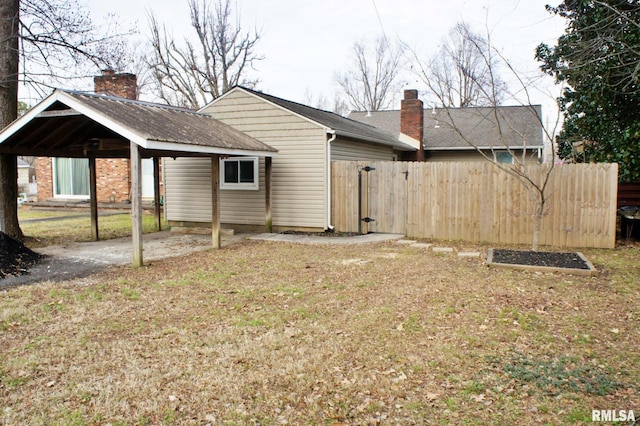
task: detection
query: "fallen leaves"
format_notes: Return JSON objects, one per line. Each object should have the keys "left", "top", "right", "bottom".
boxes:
{"left": 0, "top": 239, "right": 638, "bottom": 424}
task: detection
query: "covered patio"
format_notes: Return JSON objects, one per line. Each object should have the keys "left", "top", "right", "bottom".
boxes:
{"left": 0, "top": 90, "right": 277, "bottom": 266}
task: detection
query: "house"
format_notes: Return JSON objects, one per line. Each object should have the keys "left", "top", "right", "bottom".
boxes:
{"left": 163, "top": 86, "right": 419, "bottom": 232}
{"left": 17, "top": 158, "right": 31, "bottom": 194}
{"left": 349, "top": 90, "right": 545, "bottom": 163}
{"left": 34, "top": 71, "right": 162, "bottom": 203}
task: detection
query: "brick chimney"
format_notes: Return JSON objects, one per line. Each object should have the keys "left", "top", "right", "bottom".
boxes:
{"left": 92, "top": 69, "right": 138, "bottom": 204}
{"left": 94, "top": 70, "right": 137, "bottom": 100}
{"left": 400, "top": 89, "right": 425, "bottom": 161}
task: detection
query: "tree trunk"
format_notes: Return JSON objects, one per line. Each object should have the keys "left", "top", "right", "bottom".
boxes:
{"left": 0, "top": 0, "right": 22, "bottom": 240}
{"left": 531, "top": 213, "right": 542, "bottom": 252}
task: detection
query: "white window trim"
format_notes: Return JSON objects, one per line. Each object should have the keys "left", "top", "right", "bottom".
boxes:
{"left": 220, "top": 156, "right": 259, "bottom": 190}
{"left": 52, "top": 157, "right": 90, "bottom": 199}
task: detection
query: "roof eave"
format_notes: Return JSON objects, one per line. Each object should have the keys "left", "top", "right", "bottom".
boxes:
{"left": 336, "top": 129, "right": 417, "bottom": 151}
{"left": 0, "top": 90, "right": 59, "bottom": 145}
{"left": 145, "top": 139, "right": 277, "bottom": 157}
{"left": 425, "top": 145, "right": 544, "bottom": 151}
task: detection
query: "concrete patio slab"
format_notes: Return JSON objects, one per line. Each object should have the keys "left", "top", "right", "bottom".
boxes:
{"left": 249, "top": 233, "right": 405, "bottom": 245}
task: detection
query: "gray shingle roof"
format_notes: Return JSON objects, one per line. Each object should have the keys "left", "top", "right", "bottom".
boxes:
{"left": 63, "top": 90, "right": 277, "bottom": 153}
{"left": 238, "top": 87, "right": 416, "bottom": 151}
{"left": 350, "top": 105, "right": 544, "bottom": 150}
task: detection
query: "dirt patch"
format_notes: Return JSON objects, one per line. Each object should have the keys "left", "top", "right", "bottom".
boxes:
{"left": 491, "top": 249, "right": 591, "bottom": 270}
{"left": 0, "top": 231, "right": 44, "bottom": 279}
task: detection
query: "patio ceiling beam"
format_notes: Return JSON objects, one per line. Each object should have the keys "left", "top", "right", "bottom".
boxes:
{"left": 37, "top": 109, "right": 82, "bottom": 118}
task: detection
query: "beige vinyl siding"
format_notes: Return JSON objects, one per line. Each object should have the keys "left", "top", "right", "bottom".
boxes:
{"left": 331, "top": 138, "right": 395, "bottom": 161}
{"left": 165, "top": 89, "right": 328, "bottom": 229}
{"left": 164, "top": 157, "right": 266, "bottom": 224}
{"left": 164, "top": 158, "right": 212, "bottom": 222}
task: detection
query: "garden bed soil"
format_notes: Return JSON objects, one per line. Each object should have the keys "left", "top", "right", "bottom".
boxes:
{"left": 487, "top": 248, "right": 597, "bottom": 276}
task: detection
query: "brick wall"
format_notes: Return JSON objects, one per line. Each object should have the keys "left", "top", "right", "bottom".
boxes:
{"left": 35, "top": 157, "right": 163, "bottom": 202}
{"left": 34, "top": 157, "right": 131, "bottom": 202}
{"left": 96, "top": 158, "right": 131, "bottom": 202}
{"left": 34, "top": 157, "right": 52, "bottom": 200}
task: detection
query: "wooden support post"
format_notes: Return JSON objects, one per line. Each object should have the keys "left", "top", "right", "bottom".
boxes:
{"left": 211, "top": 155, "right": 220, "bottom": 249}
{"left": 89, "top": 156, "right": 99, "bottom": 241}
{"left": 130, "top": 142, "right": 143, "bottom": 267}
{"left": 265, "top": 156, "right": 272, "bottom": 233}
{"left": 153, "top": 156, "right": 161, "bottom": 231}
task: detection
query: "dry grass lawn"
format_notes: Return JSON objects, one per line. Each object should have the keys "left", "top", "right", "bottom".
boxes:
{"left": 18, "top": 209, "right": 166, "bottom": 248}
{"left": 1, "top": 238, "right": 638, "bottom": 425}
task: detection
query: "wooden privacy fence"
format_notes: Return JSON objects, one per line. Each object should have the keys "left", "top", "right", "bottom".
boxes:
{"left": 332, "top": 161, "right": 618, "bottom": 249}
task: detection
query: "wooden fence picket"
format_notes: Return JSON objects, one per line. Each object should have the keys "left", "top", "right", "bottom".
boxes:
{"left": 331, "top": 161, "right": 618, "bottom": 249}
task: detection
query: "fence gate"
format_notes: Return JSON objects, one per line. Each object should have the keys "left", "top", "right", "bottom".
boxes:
{"left": 360, "top": 161, "right": 409, "bottom": 234}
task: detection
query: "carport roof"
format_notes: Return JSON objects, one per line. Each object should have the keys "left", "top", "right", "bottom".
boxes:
{"left": 0, "top": 89, "right": 277, "bottom": 158}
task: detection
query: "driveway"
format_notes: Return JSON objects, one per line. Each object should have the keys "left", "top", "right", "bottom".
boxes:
{"left": 0, "top": 231, "right": 404, "bottom": 290}
{"left": 0, "top": 231, "right": 246, "bottom": 289}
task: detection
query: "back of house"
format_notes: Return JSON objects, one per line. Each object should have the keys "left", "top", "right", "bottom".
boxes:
{"left": 163, "top": 87, "right": 418, "bottom": 233}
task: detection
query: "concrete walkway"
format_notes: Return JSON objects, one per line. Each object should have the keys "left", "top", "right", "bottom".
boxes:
{"left": 249, "top": 232, "right": 405, "bottom": 245}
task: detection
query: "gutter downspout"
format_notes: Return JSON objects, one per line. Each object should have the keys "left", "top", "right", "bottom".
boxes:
{"left": 326, "top": 130, "right": 336, "bottom": 230}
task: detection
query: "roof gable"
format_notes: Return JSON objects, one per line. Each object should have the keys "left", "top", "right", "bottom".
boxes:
{"left": 206, "top": 87, "right": 418, "bottom": 151}
{"left": 0, "top": 90, "right": 277, "bottom": 157}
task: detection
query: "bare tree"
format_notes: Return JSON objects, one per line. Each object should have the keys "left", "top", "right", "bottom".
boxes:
{"left": 302, "top": 89, "right": 350, "bottom": 117}
{"left": 410, "top": 27, "right": 560, "bottom": 251}
{"left": 18, "top": 0, "right": 132, "bottom": 96}
{"left": 336, "top": 37, "right": 405, "bottom": 112}
{"left": 146, "top": 0, "right": 262, "bottom": 109}
{"left": 421, "top": 22, "right": 508, "bottom": 108}
{"left": 0, "top": 0, "right": 21, "bottom": 239}
{"left": 0, "top": 0, "right": 132, "bottom": 239}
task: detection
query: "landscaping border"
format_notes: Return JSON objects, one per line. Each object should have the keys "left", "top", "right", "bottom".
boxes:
{"left": 486, "top": 249, "right": 598, "bottom": 277}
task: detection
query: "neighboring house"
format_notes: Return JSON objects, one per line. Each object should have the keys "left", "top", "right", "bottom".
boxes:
{"left": 34, "top": 71, "right": 160, "bottom": 203}
{"left": 17, "top": 158, "right": 31, "bottom": 194}
{"left": 163, "top": 86, "right": 419, "bottom": 232}
{"left": 350, "top": 90, "right": 545, "bottom": 163}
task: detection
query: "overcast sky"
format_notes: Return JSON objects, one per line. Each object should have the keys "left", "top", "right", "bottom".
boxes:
{"left": 86, "top": 0, "right": 565, "bottom": 118}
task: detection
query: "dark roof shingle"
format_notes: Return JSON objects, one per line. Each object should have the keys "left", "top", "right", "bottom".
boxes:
{"left": 65, "top": 91, "right": 277, "bottom": 153}
{"left": 238, "top": 87, "right": 416, "bottom": 151}
{"left": 350, "top": 105, "right": 543, "bottom": 150}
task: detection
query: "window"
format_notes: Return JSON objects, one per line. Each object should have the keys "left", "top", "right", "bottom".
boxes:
{"left": 53, "top": 157, "right": 90, "bottom": 198}
{"left": 495, "top": 151, "right": 513, "bottom": 164}
{"left": 220, "top": 157, "right": 259, "bottom": 190}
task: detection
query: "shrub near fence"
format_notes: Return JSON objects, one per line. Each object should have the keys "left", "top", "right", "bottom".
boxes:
{"left": 332, "top": 161, "right": 618, "bottom": 249}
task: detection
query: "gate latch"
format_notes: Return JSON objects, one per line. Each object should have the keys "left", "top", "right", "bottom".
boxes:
{"left": 361, "top": 217, "right": 375, "bottom": 223}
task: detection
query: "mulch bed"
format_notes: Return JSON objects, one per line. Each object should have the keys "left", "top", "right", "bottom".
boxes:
{"left": 0, "top": 231, "right": 44, "bottom": 279}
{"left": 491, "top": 249, "right": 591, "bottom": 270}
